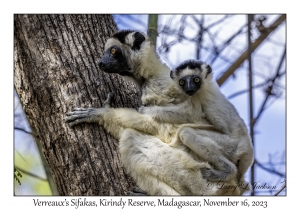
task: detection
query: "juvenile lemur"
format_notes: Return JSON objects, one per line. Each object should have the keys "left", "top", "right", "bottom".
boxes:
{"left": 140, "top": 60, "right": 254, "bottom": 190}
{"left": 65, "top": 30, "right": 242, "bottom": 195}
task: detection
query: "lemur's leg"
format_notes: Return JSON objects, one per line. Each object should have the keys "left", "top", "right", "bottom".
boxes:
{"left": 235, "top": 150, "right": 254, "bottom": 190}
{"left": 178, "top": 127, "right": 237, "bottom": 182}
{"left": 119, "top": 128, "right": 181, "bottom": 195}
{"left": 119, "top": 128, "right": 220, "bottom": 195}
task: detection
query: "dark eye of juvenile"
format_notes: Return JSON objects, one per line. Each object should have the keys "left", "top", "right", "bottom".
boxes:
{"left": 194, "top": 77, "right": 200, "bottom": 83}
{"left": 179, "top": 79, "right": 185, "bottom": 86}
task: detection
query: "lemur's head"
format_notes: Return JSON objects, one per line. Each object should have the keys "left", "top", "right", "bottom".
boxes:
{"left": 98, "top": 30, "right": 148, "bottom": 79}
{"left": 170, "top": 60, "right": 212, "bottom": 96}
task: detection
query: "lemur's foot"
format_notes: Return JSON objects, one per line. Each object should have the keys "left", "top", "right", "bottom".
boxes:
{"left": 127, "top": 186, "right": 148, "bottom": 196}
{"left": 201, "top": 168, "right": 225, "bottom": 182}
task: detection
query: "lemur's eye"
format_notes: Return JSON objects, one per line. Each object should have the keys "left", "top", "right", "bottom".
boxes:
{"left": 111, "top": 48, "right": 116, "bottom": 55}
{"left": 179, "top": 79, "right": 185, "bottom": 86}
{"left": 194, "top": 77, "right": 200, "bottom": 83}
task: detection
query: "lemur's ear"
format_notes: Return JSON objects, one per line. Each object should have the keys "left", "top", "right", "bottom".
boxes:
{"left": 170, "top": 70, "right": 175, "bottom": 79}
{"left": 132, "top": 32, "right": 146, "bottom": 51}
{"left": 205, "top": 64, "right": 212, "bottom": 79}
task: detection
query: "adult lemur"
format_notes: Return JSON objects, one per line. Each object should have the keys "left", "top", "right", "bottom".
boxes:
{"left": 65, "top": 30, "right": 242, "bottom": 195}
{"left": 140, "top": 60, "right": 254, "bottom": 190}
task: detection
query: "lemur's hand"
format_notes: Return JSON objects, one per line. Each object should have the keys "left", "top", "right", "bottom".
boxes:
{"left": 103, "top": 92, "right": 114, "bottom": 108}
{"left": 65, "top": 107, "right": 108, "bottom": 127}
{"left": 65, "top": 93, "right": 114, "bottom": 127}
{"left": 138, "top": 106, "right": 146, "bottom": 114}
{"left": 138, "top": 105, "right": 153, "bottom": 115}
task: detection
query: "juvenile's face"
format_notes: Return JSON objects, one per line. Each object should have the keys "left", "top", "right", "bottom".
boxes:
{"left": 171, "top": 59, "right": 213, "bottom": 96}
{"left": 178, "top": 74, "right": 202, "bottom": 96}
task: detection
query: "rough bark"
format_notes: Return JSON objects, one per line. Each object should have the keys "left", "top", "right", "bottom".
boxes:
{"left": 14, "top": 14, "right": 139, "bottom": 195}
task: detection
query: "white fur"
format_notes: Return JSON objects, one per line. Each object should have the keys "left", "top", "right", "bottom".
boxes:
{"left": 142, "top": 63, "right": 254, "bottom": 193}
{"left": 101, "top": 33, "right": 244, "bottom": 195}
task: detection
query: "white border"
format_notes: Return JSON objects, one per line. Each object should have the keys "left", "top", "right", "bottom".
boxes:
{"left": 3, "top": 0, "right": 296, "bottom": 209}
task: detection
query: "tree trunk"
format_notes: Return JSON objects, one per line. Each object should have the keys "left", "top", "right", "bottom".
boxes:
{"left": 14, "top": 14, "right": 139, "bottom": 196}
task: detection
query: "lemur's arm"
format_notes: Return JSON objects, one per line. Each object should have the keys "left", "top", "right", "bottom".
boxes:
{"left": 139, "top": 102, "right": 203, "bottom": 125}
{"left": 140, "top": 97, "right": 231, "bottom": 135}
{"left": 65, "top": 94, "right": 160, "bottom": 139}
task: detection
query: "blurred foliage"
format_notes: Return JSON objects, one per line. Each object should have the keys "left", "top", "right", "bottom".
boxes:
{"left": 14, "top": 167, "right": 22, "bottom": 185}
{"left": 14, "top": 145, "right": 52, "bottom": 195}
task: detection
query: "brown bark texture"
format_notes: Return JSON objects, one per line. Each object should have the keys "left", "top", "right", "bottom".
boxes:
{"left": 14, "top": 14, "right": 140, "bottom": 195}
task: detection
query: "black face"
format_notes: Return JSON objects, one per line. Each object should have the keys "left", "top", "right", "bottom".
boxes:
{"left": 98, "top": 45, "right": 131, "bottom": 74}
{"left": 178, "top": 75, "right": 202, "bottom": 96}
{"left": 99, "top": 30, "right": 146, "bottom": 79}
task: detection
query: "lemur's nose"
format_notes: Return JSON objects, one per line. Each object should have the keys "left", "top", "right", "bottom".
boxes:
{"left": 98, "top": 61, "right": 104, "bottom": 69}
{"left": 186, "top": 90, "right": 196, "bottom": 96}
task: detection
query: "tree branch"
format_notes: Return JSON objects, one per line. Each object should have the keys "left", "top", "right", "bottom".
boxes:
{"left": 217, "top": 14, "right": 286, "bottom": 86}
{"left": 274, "top": 182, "right": 286, "bottom": 196}
{"left": 253, "top": 47, "right": 286, "bottom": 126}
{"left": 15, "top": 166, "right": 47, "bottom": 182}
{"left": 255, "top": 160, "right": 285, "bottom": 177}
